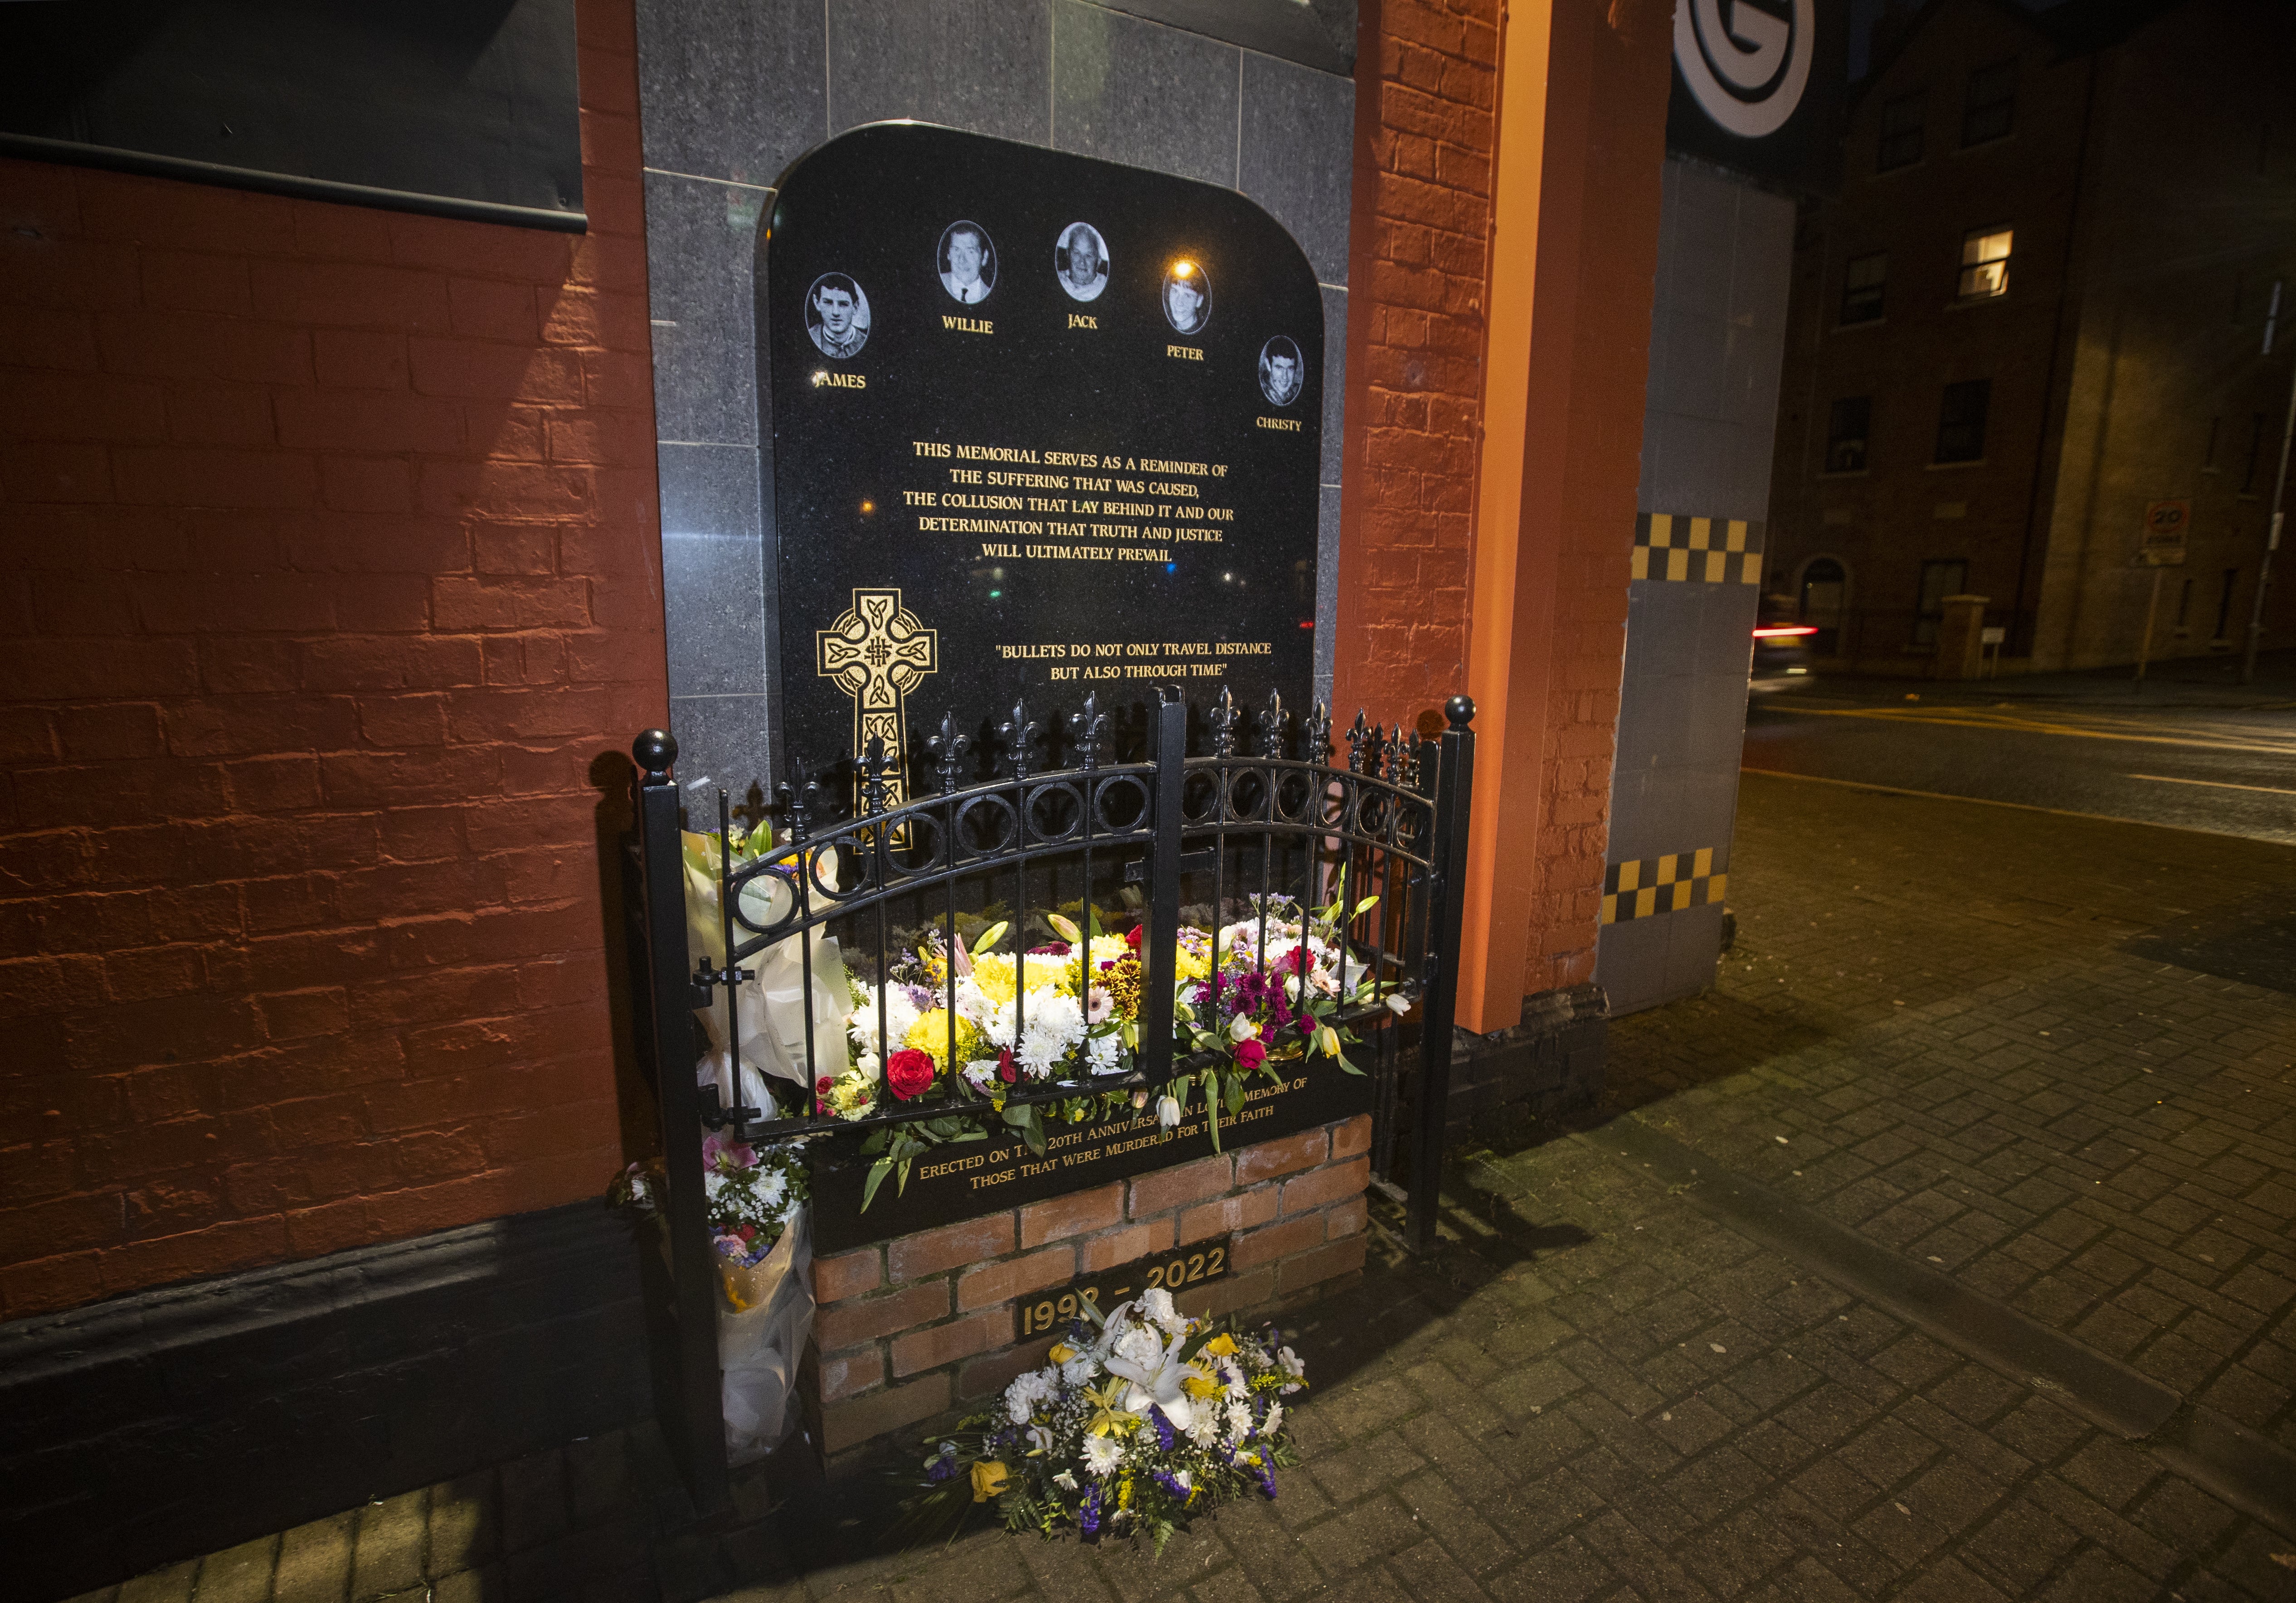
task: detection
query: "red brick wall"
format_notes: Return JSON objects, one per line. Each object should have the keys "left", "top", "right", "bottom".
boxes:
{"left": 0, "top": 0, "right": 662, "bottom": 1319}
{"left": 1334, "top": 0, "right": 1500, "bottom": 730}
{"left": 810, "top": 1116, "right": 1371, "bottom": 1460}
{"left": 1338, "top": 0, "right": 1668, "bottom": 1011}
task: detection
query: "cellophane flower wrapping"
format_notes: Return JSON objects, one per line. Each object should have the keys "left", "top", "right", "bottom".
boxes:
{"left": 898, "top": 1287, "right": 1307, "bottom": 1553}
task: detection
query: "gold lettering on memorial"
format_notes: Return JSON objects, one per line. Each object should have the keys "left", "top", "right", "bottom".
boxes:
{"left": 942, "top": 316, "right": 992, "bottom": 334}
{"left": 1068, "top": 314, "right": 1097, "bottom": 330}
{"left": 1166, "top": 345, "right": 1203, "bottom": 361}
{"left": 812, "top": 371, "right": 867, "bottom": 389}
{"left": 1256, "top": 416, "right": 1300, "bottom": 431}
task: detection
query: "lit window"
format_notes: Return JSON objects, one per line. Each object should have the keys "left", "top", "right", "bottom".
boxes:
{"left": 1958, "top": 227, "right": 2012, "bottom": 299}
{"left": 1935, "top": 379, "right": 1990, "bottom": 464}
{"left": 1841, "top": 252, "right": 1887, "bottom": 325}
{"left": 1878, "top": 93, "right": 1925, "bottom": 172}
{"left": 1962, "top": 60, "right": 2016, "bottom": 147}
{"left": 1826, "top": 398, "right": 1872, "bottom": 474}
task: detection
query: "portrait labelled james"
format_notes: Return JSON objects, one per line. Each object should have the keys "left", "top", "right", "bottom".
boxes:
{"left": 805, "top": 273, "right": 871, "bottom": 359}
{"left": 938, "top": 220, "right": 996, "bottom": 304}
{"left": 1161, "top": 258, "right": 1210, "bottom": 335}
{"left": 1055, "top": 223, "right": 1109, "bottom": 302}
{"left": 1258, "top": 336, "right": 1304, "bottom": 406}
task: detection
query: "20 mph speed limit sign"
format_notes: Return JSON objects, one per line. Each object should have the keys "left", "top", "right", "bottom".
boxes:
{"left": 2138, "top": 499, "right": 2190, "bottom": 566}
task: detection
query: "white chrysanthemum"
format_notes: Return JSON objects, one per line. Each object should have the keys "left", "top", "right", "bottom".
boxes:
{"left": 955, "top": 975, "right": 1000, "bottom": 1033}
{"left": 1139, "top": 1286, "right": 1185, "bottom": 1335}
{"left": 1004, "top": 1367, "right": 1055, "bottom": 1424}
{"left": 1226, "top": 1399, "right": 1253, "bottom": 1438}
{"left": 702, "top": 1170, "right": 726, "bottom": 1200}
{"left": 1113, "top": 1325, "right": 1161, "bottom": 1367}
{"left": 1185, "top": 1409, "right": 1218, "bottom": 1448}
{"left": 1061, "top": 1353, "right": 1099, "bottom": 1386}
{"left": 1086, "top": 1034, "right": 1122, "bottom": 1075}
{"left": 756, "top": 1171, "right": 787, "bottom": 1209}
{"left": 1083, "top": 1434, "right": 1121, "bottom": 1477}
{"left": 1054, "top": 1469, "right": 1079, "bottom": 1492}
{"left": 1013, "top": 991, "right": 1085, "bottom": 1076}
{"left": 850, "top": 983, "right": 921, "bottom": 1052}
{"left": 1264, "top": 1400, "right": 1284, "bottom": 1437}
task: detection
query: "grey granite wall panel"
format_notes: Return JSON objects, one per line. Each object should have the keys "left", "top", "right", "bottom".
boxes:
{"left": 643, "top": 172, "right": 764, "bottom": 447}
{"left": 1315, "top": 481, "right": 1340, "bottom": 708}
{"left": 659, "top": 444, "right": 766, "bottom": 700}
{"left": 667, "top": 692, "right": 774, "bottom": 815}
{"left": 1239, "top": 53, "right": 1354, "bottom": 286}
{"left": 1318, "top": 282, "right": 1347, "bottom": 484}
{"left": 1601, "top": 157, "right": 1795, "bottom": 1019}
{"left": 637, "top": 0, "right": 826, "bottom": 185}
{"left": 1051, "top": 0, "right": 1237, "bottom": 186}
{"left": 830, "top": 0, "right": 1052, "bottom": 143}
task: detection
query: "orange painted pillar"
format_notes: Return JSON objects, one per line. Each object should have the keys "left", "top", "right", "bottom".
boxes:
{"left": 1454, "top": 0, "right": 1672, "bottom": 1033}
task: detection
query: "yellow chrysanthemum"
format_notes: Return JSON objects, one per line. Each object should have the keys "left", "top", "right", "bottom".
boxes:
{"left": 1181, "top": 1371, "right": 1222, "bottom": 1400}
{"left": 970, "top": 952, "right": 1076, "bottom": 1005}
{"left": 905, "top": 1009, "right": 979, "bottom": 1069}
{"left": 1174, "top": 944, "right": 1212, "bottom": 983}
{"left": 1088, "top": 934, "right": 1131, "bottom": 965}
{"left": 1202, "top": 1333, "right": 1238, "bottom": 1357}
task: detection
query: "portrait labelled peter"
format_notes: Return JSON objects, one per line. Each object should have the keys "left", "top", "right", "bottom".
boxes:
{"left": 939, "top": 221, "right": 996, "bottom": 304}
{"left": 1161, "top": 259, "right": 1210, "bottom": 335}
{"left": 805, "top": 273, "right": 870, "bottom": 359}
{"left": 1055, "top": 223, "right": 1109, "bottom": 302}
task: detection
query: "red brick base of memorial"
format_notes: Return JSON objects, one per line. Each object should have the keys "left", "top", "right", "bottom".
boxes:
{"left": 808, "top": 1113, "right": 1371, "bottom": 1459}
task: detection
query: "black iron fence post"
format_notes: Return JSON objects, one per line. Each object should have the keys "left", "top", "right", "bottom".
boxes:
{"left": 1405, "top": 696, "right": 1475, "bottom": 1256}
{"left": 629, "top": 731, "right": 732, "bottom": 1515}
{"left": 1135, "top": 690, "right": 1188, "bottom": 1089}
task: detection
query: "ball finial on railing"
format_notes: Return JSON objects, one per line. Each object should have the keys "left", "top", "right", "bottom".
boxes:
{"left": 1444, "top": 695, "right": 1475, "bottom": 729}
{"left": 632, "top": 728, "right": 678, "bottom": 782}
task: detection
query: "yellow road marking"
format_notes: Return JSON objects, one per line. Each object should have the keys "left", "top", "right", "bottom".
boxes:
{"left": 1740, "top": 768, "right": 2286, "bottom": 844}
{"left": 1775, "top": 704, "right": 2296, "bottom": 757}
{"left": 2126, "top": 772, "right": 2296, "bottom": 797}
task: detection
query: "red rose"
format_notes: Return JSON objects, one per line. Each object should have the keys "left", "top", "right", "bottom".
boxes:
{"left": 886, "top": 1048, "right": 937, "bottom": 1100}
{"left": 815, "top": 1076, "right": 833, "bottom": 1097}
{"left": 1124, "top": 924, "right": 1145, "bottom": 951}
{"left": 736, "top": 1224, "right": 755, "bottom": 1243}
{"left": 1236, "top": 1039, "right": 1267, "bottom": 1069}
{"left": 997, "top": 1047, "right": 1018, "bottom": 1084}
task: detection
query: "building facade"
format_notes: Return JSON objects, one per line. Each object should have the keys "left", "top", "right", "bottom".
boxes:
{"left": 1766, "top": 0, "right": 2296, "bottom": 672}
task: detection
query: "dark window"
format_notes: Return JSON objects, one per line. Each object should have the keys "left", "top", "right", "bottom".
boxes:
{"left": 1878, "top": 93, "right": 1925, "bottom": 171}
{"left": 2242, "top": 412, "right": 2266, "bottom": 492}
{"left": 2175, "top": 578, "right": 2194, "bottom": 628}
{"left": 1935, "top": 379, "right": 1990, "bottom": 463}
{"left": 2214, "top": 569, "right": 2239, "bottom": 640}
{"left": 1913, "top": 559, "right": 1969, "bottom": 647}
{"left": 1841, "top": 252, "right": 1887, "bottom": 324}
{"left": 1962, "top": 59, "right": 2016, "bottom": 146}
{"left": 1958, "top": 226, "right": 2013, "bottom": 299}
{"left": 1825, "top": 398, "right": 1872, "bottom": 473}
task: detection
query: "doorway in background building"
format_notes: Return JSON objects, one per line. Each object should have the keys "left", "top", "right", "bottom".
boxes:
{"left": 1913, "top": 558, "right": 1969, "bottom": 648}
{"left": 1799, "top": 556, "right": 1847, "bottom": 654}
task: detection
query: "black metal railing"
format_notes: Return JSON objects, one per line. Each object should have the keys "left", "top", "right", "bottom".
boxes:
{"left": 621, "top": 686, "right": 1474, "bottom": 1502}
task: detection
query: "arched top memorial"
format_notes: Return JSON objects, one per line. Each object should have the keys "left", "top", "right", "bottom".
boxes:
{"left": 754, "top": 122, "right": 1325, "bottom": 805}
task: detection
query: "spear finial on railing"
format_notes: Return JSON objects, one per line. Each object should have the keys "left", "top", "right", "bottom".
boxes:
{"left": 1000, "top": 700, "right": 1040, "bottom": 779}
{"left": 932, "top": 711, "right": 970, "bottom": 795}
{"left": 858, "top": 734, "right": 893, "bottom": 816}
{"left": 1073, "top": 692, "right": 1109, "bottom": 770}
{"left": 1208, "top": 686, "right": 1239, "bottom": 758}
{"left": 1345, "top": 709, "right": 1377, "bottom": 773}
{"left": 1256, "top": 689, "right": 1287, "bottom": 759}
{"left": 1304, "top": 701, "right": 1333, "bottom": 766}
{"left": 1385, "top": 723, "right": 1414, "bottom": 786}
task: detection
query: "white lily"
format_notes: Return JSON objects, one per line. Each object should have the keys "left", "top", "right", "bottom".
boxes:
{"left": 1100, "top": 1316, "right": 1196, "bottom": 1430}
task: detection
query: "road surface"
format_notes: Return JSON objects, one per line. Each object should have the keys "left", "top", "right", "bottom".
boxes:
{"left": 1742, "top": 675, "right": 2296, "bottom": 846}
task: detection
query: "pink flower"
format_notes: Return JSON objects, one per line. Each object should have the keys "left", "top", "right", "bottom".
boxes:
{"left": 1236, "top": 1039, "right": 1267, "bottom": 1070}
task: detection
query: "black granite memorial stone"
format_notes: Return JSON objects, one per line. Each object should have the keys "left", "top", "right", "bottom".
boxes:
{"left": 759, "top": 123, "right": 1325, "bottom": 803}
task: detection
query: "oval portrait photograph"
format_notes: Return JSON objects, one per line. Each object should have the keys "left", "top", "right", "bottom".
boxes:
{"left": 1055, "top": 222, "right": 1109, "bottom": 302}
{"left": 938, "top": 220, "right": 996, "bottom": 305}
{"left": 804, "top": 272, "right": 871, "bottom": 359}
{"left": 1258, "top": 336, "right": 1304, "bottom": 406}
{"left": 1161, "top": 258, "right": 1210, "bottom": 335}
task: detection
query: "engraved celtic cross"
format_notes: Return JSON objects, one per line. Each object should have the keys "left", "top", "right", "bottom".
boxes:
{"left": 815, "top": 588, "right": 936, "bottom": 809}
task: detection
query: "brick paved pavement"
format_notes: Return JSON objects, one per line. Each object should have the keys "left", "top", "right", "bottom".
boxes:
{"left": 61, "top": 774, "right": 2296, "bottom": 1601}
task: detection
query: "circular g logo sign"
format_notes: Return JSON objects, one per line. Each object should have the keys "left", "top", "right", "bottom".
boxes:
{"left": 1675, "top": 0, "right": 1813, "bottom": 139}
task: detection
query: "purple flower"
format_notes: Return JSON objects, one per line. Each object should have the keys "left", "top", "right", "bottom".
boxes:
{"left": 1148, "top": 1406, "right": 1176, "bottom": 1450}
{"left": 1080, "top": 1484, "right": 1102, "bottom": 1538}
{"left": 1256, "top": 1462, "right": 1278, "bottom": 1500}
{"left": 925, "top": 1447, "right": 960, "bottom": 1482}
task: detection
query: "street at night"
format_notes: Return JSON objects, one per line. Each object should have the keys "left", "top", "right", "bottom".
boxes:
{"left": 1746, "top": 652, "right": 2296, "bottom": 847}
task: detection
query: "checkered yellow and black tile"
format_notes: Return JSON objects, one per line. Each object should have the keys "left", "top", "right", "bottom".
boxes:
{"left": 1630, "top": 513, "right": 1763, "bottom": 585}
{"left": 1600, "top": 847, "right": 1728, "bottom": 924}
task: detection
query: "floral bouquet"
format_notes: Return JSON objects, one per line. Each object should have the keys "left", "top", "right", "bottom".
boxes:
{"left": 895, "top": 1287, "right": 1306, "bottom": 1554}
{"left": 609, "top": 1131, "right": 809, "bottom": 1311}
